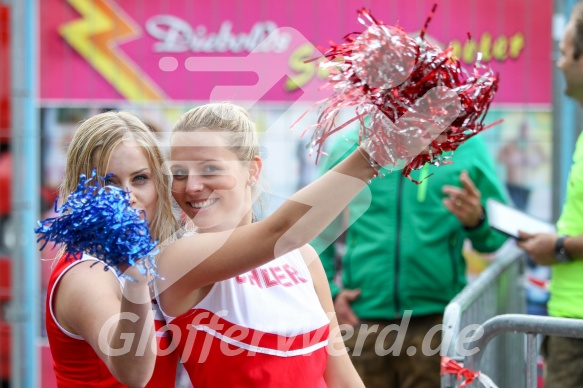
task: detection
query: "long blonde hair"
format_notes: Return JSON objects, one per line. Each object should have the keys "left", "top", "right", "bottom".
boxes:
{"left": 59, "top": 111, "right": 178, "bottom": 253}
{"left": 172, "top": 103, "right": 264, "bottom": 217}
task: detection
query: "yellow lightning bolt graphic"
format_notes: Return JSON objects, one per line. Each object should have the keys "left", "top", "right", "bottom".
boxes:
{"left": 60, "top": 0, "right": 165, "bottom": 101}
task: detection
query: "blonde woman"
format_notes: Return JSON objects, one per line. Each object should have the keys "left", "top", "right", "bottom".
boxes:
{"left": 154, "top": 102, "right": 403, "bottom": 387}
{"left": 45, "top": 111, "right": 179, "bottom": 387}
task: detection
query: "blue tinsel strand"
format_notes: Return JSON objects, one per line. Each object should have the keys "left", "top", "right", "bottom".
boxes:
{"left": 35, "top": 170, "right": 159, "bottom": 280}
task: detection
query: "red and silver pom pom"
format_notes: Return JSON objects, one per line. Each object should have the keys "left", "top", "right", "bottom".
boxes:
{"left": 305, "top": 5, "right": 499, "bottom": 180}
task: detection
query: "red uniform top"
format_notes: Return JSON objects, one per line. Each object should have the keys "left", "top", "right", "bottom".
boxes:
{"left": 160, "top": 249, "right": 330, "bottom": 387}
{"left": 46, "top": 254, "right": 177, "bottom": 387}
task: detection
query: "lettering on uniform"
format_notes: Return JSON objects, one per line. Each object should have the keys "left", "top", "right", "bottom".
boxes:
{"left": 236, "top": 264, "right": 308, "bottom": 288}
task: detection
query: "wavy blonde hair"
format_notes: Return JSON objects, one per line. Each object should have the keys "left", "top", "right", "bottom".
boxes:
{"left": 59, "top": 111, "right": 178, "bottom": 257}
{"left": 172, "top": 103, "right": 265, "bottom": 218}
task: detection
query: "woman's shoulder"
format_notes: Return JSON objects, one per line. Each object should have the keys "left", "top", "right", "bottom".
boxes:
{"left": 56, "top": 255, "right": 124, "bottom": 299}
{"left": 288, "top": 245, "right": 319, "bottom": 271}
{"left": 297, "top": 244, "right": 318, "bottom": 259}
{"left": 50, "top": 255, "right": 125, "bottom": 337}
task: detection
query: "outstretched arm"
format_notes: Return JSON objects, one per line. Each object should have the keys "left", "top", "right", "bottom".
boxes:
{"left": 157, "top": 148, "right": 377, "bottom": 314}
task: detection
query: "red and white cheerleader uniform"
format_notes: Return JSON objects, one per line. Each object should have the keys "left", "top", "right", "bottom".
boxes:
{"left": 46, "top": 254, "right": 178, "bottom": 387}
{"left": 160, "top": 249, "right": 330, "bottom": 387}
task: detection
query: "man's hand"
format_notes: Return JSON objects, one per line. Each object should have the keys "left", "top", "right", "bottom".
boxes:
{"left": 516, "top": 231, "right": 558, "bottom": 265}
{"left": 334, "top": 289, "right": 361, "bottom": 327}
{"left": 442, "top": 171, "right": 484, "bottom": 228}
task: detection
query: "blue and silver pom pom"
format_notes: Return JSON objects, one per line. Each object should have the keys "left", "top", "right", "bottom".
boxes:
{"left": 35, "top": 170, "right": 159, "bottom": 280}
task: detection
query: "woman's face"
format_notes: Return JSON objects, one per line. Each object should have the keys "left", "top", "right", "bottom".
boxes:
{"left": 169, "top": 131, "right": 260, "bottom": 233}
{"left": 103, "top": 140, "right": 159, "bottom": 225}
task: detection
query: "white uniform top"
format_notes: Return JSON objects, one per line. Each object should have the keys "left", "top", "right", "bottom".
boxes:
{"left": 161, "top": 248, "right": 330, "bottom": 356}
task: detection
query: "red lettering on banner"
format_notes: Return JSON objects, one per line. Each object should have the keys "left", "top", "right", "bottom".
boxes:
{"left": 270, "top": 266, "right": 292, "bottom": 287}
{"left": 235, "top": 275, "right": 246, "bottom": 284}
{"left": 260, "top": 268, "right": 279, "bottom": 288}
{"left": 283, "top": 264, "right": 308, "bottom": 284}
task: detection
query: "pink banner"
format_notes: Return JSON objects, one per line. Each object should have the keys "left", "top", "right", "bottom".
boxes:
{"left": 40, "top": 0, "right": 552, "bottom": 105}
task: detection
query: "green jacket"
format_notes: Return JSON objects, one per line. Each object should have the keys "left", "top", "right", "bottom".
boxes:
{"left": 311, "top": 130, "right": 508, "bottom": 319}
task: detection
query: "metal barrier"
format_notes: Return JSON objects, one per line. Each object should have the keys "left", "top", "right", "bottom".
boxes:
{"left": 464, "top": 314, "right": 583, "bottom": 388}
{"left": 441, "top": 244, "right": 526, "bottom": 388}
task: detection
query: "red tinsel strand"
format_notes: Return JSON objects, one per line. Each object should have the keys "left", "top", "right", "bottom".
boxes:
{"left": 419, "top": 3, "right": 438, "bottom": 41}
{"left": 440, "top": 357, "right": 480, "bottom": 388}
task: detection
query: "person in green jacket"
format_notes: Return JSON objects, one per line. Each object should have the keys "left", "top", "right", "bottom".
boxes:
{"left": 311, "top": 128, "right": 508, "bottom": 388}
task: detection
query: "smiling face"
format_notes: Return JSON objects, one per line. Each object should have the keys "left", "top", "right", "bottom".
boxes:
{"left": 169, "top": 131, "right": 261, "bottom": 233}
{"left": 103, "top": 140, "right": 159, "bottom": 226}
